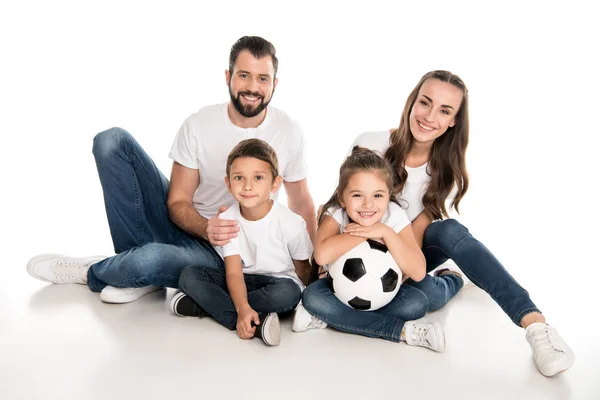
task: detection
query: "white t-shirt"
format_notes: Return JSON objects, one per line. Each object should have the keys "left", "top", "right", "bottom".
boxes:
{"left": 217, "top": 201, "right": 313, "bottom": 289}
{"left": 324, "top": 202, "right": 411, "bottom": 270}
{"left": 169, "top": 103, "right": 308, "bottom": 219}
{"left": 350, "top": 130, "right": 431, "bottom": 222}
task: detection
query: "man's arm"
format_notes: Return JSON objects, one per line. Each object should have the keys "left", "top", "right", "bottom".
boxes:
{"left": 167, "top": 162, "right": 208, "bottom": 239}
{"left": 284, "top": 179, "right": 316, "bottom": 243}
{"left": 167, "top": 162, "right": 238, "bottom": 244}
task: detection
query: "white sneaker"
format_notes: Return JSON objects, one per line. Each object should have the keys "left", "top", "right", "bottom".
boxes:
{"left": 292, "top": 303, "right": 327, "bottom": 332}
{"left": 433, "top": 264, "right": 474, "bottom": 289}
{"left": 100, "top": 285, "right": 163, "bottom": 304}
{"left": 526, "top": 322, "right": 574, "bottom": 377}
{"left": 27, "top": 254, "right": 106, "bottom": 284}
{"left": 404, "top": 320, "right": 446, "bottom": 352}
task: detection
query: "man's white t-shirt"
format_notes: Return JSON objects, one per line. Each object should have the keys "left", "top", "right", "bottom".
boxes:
{"left": 350, "top": 130, "right": 430, "bottom": 222}
{"left": 323, "top": 202, "right": 410, "bottom": 270}
{"left": 217, "top": 201, "right": 313, "bottom": 289}
{"left": 169, "top": 103, "right": 307, "bottom": 219}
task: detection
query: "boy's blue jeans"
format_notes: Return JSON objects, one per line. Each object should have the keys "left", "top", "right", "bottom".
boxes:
{"left": 86, "top": 127, "right": 224, "bottom": 292}
{"left": 179, "top": 265, "right": 302, "bottom": 330}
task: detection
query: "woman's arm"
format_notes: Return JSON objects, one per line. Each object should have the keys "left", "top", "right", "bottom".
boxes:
{"left": 313, "top": 215, "right": 366, "bottom": 266}
{"left": 411, "top": 210, "right": 434, "bottom": 248}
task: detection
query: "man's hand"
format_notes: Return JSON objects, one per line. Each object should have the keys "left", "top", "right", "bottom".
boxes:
{"left": 236, "top": 305, "right": 259, "bottom": 339}
{"left": 206, "top": 205, "right": 239, "bottom": 246}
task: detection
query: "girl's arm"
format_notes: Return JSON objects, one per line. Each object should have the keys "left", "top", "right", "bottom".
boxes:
{"left": 224, "top": 255, "right": 259, "bottom": 339}
{"left": 382, "top": 224, "right": 426, "bottom": 281}
{"left": 344, "top": 222, "right": 426, "bottom": 281}
{"left": 411, "top": 210, "right": 434, "bottom": 248}
{"left": 313, "top": 215, "right": 366, "bottom": 266}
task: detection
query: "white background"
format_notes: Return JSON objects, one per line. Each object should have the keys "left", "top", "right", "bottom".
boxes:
{"left": 1, "top": 1, "right": 599, "bottom": 396}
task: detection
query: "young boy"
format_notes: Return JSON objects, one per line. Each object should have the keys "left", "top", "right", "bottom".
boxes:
{"left": 170, "top": 139, "right": 313, "bottom": 346}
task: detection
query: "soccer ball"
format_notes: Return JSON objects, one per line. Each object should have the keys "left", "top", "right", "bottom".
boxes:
{"left": 327, "top": 239, "right": 401, "bottom": 311}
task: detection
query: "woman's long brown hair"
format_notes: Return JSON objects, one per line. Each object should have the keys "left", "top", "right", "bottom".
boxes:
{"left": 384, "top": 70, "right": 469, "bottom": 220}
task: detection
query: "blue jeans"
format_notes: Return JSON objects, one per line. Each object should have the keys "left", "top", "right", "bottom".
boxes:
{"left": 303, "top": 278, "right": 436, "bottom": 342}
{"left": 420, "top": 219, "right": 541, "bottom": 326}
{"left": 179, "top": 265, "right": 302, "bottom": 330}
{"left": 86, "top": 127, "right": 224, "bottom": 292}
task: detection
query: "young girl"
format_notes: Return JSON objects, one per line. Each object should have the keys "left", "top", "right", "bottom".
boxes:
{"left": 294, "top": 146, "right": 462, "bottom": 352}
{"left": 350, "top": 70, "right": 574, "bottom": 376}
{"left": 172, "top": 139, "right": 313, "bottom": 346}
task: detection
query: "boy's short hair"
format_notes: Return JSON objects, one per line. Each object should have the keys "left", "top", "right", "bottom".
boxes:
{"left": 226, "top": 138, "right": 279, "bottom": 179}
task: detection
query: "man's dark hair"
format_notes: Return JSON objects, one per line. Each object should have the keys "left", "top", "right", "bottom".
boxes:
{"left": 229, "top": 36, "right": 278, "bottom": 77}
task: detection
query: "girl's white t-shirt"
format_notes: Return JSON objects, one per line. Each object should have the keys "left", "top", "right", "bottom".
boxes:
{"left": 350, "top": 130, "right": 430, "bottom": 222}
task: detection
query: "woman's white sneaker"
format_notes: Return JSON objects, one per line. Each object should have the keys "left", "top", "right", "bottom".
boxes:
{"left": 525, "top": 323, "right": 574, "bottom": 376}
{"left": 292, "top": 303, "right": 327, "bottom": 332}
{"left": 27, "top": 254, "right": 106, "bottom": 284}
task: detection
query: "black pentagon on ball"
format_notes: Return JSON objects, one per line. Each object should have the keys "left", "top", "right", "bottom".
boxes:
{"left": 342, "top": 258, "right": 367, "bottom": 282}
{"left": 326, "top": 273, "right": 335, "bottom": 293}
{"left": 381, "top": 268, "right": 399, "bottom": 292}
{"left": 366, "top": 239, "right": 389, "bottom": 253}
{"left": 348, "top": 296, "right": 371, "bottom": 310}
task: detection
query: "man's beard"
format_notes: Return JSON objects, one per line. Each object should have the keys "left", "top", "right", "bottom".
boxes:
{"left": 229, "top": 85, "right": 274, "bottom": 118}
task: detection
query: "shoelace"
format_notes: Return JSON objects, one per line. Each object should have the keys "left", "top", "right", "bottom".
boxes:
{"left": 53, "top": 259, "right": 87, "bottom": 282}
{"left": 308, "top": 317, "right": 327, "bottom": 329}
{"left": 410, "top": 325, "right": 432, "bottom": 348}
{"left": 530, "top": 327, "right": 565, "bottom": 354}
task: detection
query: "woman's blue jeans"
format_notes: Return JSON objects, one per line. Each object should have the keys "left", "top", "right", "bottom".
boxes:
{"left": 303, "top": 219, "right": 540, "bottom": 341}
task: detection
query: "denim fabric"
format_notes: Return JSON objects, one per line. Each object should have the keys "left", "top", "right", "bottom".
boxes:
{"left": 179, "top": 265, "right": 302, "bottom": 330}
{"left": 420, "top": 219, "right": 541, "bottom": 325}
{"left": 86, "top": 127, "right": 223, "bottom": 292}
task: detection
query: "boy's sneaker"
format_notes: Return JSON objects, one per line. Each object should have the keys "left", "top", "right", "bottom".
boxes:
{"left": 169, "top": 291, "right": 209, "bottom": 317}
{"left": 292, "top": 303, "right": 327, "bottom": 332}
{"left": 404, "top": 320, "right": 446, "bottom": 352}
{"left": 100, "top": 285, "right": 164, "bottom": 304}
{"left": 27, "top": 254, "right": 106, "bottom": 284}
{"left": 525, "top": 323, "right": 575, "bottom": 377}
{"left": 253, "top": 312, "right": 281, "bottom": 346}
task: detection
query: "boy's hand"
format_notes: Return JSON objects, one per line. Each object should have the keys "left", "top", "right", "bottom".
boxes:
{"left": 236, "top": 305, "right": 260, "bottom": 339}
{"left": 343, "top": 222, "right": 391, "bottom": 241}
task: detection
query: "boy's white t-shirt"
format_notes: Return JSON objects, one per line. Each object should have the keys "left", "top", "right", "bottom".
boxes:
{"left": 169, "top": 103, "right": 308, "bottom": 219}
{"left": 324, "top": 202, "right": 411, "bottom": 270}
{"left": 350, "top": 131, "right": 430, "bottom": 222}
{"left": 217, "top": 201, "right": 313, "bottom": 289}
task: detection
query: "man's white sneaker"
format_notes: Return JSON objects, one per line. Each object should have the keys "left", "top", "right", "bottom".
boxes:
{"left": 526, "top": 322, "right": 575, "bottom": 377}
{"left": 27, "top": 254, "right": 106, "bottom": 284}
{"left": 292, "top": 303, "right": 327, "bottom": 332}
{"left": 100, "top": 285, "right": 163, "bottom": 304}
{"left": 404, "top": 320, "right": 446, "bottom": 352}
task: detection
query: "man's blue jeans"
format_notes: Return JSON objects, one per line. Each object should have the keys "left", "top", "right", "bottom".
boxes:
{"left": 86, "top": 127, "right": 224, "bottom": 292}
{"left": 419, "top": 219, "right": 541, "bottom": 326}
{"left": 179, "top": 265, "right": 302, "bottom": 330}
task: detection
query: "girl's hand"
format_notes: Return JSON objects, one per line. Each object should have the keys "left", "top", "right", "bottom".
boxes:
{"left": 343, "top": 222, "right": 391, "bottom": 241}
{"left": 236, "top": 305, "right": 259, "bottom": 339}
